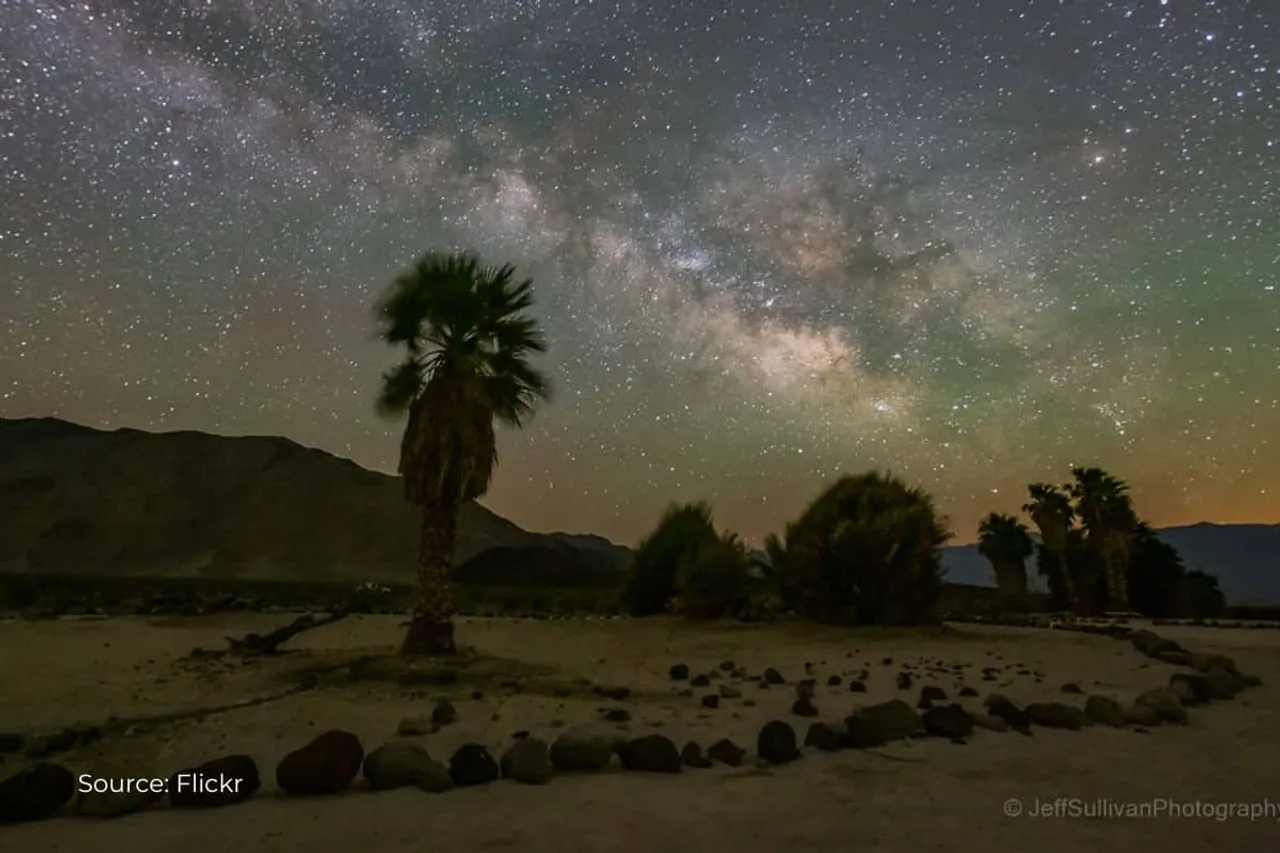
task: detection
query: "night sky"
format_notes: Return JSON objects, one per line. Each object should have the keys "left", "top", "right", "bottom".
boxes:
{"left": 2, "top": 1, "right": 1277, "bottom": 546}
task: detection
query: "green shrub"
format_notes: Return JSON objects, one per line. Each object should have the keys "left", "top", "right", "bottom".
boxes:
{"left": 620, "top": 502, "right": 719, "bottom": 615}
{"left": 675, "top": 532, "right": 752, "bottom": 619}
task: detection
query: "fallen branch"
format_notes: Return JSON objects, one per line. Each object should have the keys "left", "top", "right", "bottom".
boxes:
{"left": 224, "top": 610, "right": 349, "bottom": 656}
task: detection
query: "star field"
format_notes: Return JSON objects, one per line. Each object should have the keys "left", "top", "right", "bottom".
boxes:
{"left": 2, "top": 0, "right": 1277, "bottom": 545}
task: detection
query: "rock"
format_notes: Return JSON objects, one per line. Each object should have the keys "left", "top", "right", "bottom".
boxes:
{"left": 276, "top": 730, "right": 364, "bottom": 796}
{"left": 1121, "top": 702, "right": 1162, "bottom": 727}
{"left": 804, "top": 722, "right": 842, "bottom": 752}
{"left": 0, "top": 763, "right": 75, "bottom": 823}
{"left": 1186, "top": 653, "right": 1230, "bottom": 673}
{"left": 499, "top": 737, "right": 553, "bottom": 784}
{"left": 1168, "top": 674, "right": 1208, "bottom": 706}
{"left": 917, "top": 697, "right": 935, "bottom": 710}
{"left": 719, "top": 684, "right": 741, "bottom": 699}
{"left": 791, "top": 697, "right": 819, "bottom": 717}
{"left": 718, "top": 660, "right": 736, "bottom": 671}
{"left": 968, "top": 711, "right": 1010, "bottom": 733}
{"left": 757, "top": 720, "right": 799, "bottom": 765}
{"left": 432, "top": 700, "right": 458, "bottom": 726}
{"left": 449, "top": 743, "right": 498, "bottom": 786}
{"left": 669, "top": 663, "right": 690, "bottom": 680}
{"left": 77, "top": 784, "right": 164, "bottom": 818}
{"left": 922, "top": 703, "right": 973, "bottom": 739}
{"left": 362, "top": 740, "right": 439, "bottom": 790}
{"left": 795, "top": 679, "right": 817, "bottom": 700}
{"left": 1201, "top": 666, "right": 1244, "bottom": 699}
{"left": 707, "top": 738, "right": 747, "bottom": 767}
{"left": 844, "top": 700, "right": 925, "bottom": 748}
{"left": 920, "top": 685, "right": 947, "bottom": 703}
{"left": 603, "top": 708, "right": 631, "bottom": 722}
{"left": 958, "top": 686, "right": 978, "bottom": 697}
{"left": 680, "top": 742, "right": 712, "bottom": 768}
{"left": 0, "top": 734, "right": 25, "bottom": 755}
{"left": 1026, "top": 702, "right": 1084, "bottom": 730}
{"left": 1135, "top": 688, "right": 1188, "bottom": 724}
{"left": 398, "top": 716, "right": 436, "bottom": 736}
{"left": 701, "top": 694, "right": 720, "bottom": 709}
{"left": 617, "top": 735, "right": 681, "bottom": 773}
{"left": 896, "top": 672, "right": 913, "bottom": 690}
{"left": 691, "top": 674, "right": 711, "bottom": 687}
{"left": 848, "top": 680, "right": 867, "bottom": 693}
{"left": 1061, "top": 682, "right": 1082, "bottom": 694}
{"left": 827, "top": 675, "right": 843, "bottom": 686}
{"left": 1084, "top": 695, "right": 1127, "bottom": 727}
{"left": 983, "top": 695, "right": 1032, "bottom": 733}
{"left": 763, "top": 668, "right": 785, "bottom": 684}
{"left": 549, "top": 730, "right": 614, "bottom": 771}
{"left": 169, "top": 755, "right": 260, "bottom": 808}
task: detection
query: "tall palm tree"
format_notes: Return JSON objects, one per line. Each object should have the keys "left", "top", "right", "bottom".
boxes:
{"left": 1070, "top": 467, "right": 1137, "bottom": 613}
{"left": 375, "top": 251, "right": 550, "bottom": 655}
{"left": 976, "top": 512, "right": 1034, "bottom": 609}
{"left": 1023, "top": 483, "right": 1077, "bottom": 613}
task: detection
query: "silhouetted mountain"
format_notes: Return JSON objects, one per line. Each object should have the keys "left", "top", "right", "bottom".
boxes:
{"left": 943, "top": 523, "right": 1280, "bottom": 605}
{"left": 0, "top": 417, "right": 630, "bottom": 586}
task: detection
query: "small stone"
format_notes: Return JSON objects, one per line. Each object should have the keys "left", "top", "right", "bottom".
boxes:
{"left": 958, "top": 686, "right": 978, "bottom": 697}
{"left": 1061, "top": 682, "right": 1082, "bottom": 694}
{"left": 701, "top": 694, "right": 720, "bottom": 709}
{"left": 719, "top": 684, "right": 741, "bottom": 699}
{"left": 849, "top": 680, "right": 867, "bottom": 693}
{"left": 718, "top": 660, "right": 736, "bottom": 672}
{"left": 432, "top": 700, "right": 458, "bottom": 726}
{"left": 449, "top": 743, "right": 498, "bottom": 786}
{"left": 757, "top": 721, "right": 798, "bottom": 765}
{"left": 803, "top": 722, "right": 842, "bottom": 752}
{"left": 920, "top": 685, "right": 947, "bottom": 703}
{"left": 669, "top": 664, "right": 690, "bottom": 680}
{"left": 703, "top": 738, "right": 744, "bottom": 767}
{"left": 827, "top": 675, "right": 843, "bottom": 686}
{"left": 680, "top": 742, "right": 712, "bottom": 768}
{"left": 791, "top": 697, "right": 818, "bottom": 717}
{"left": 617, "top": 735, "right": 681, "bottom": 773}
{"left": 844, "top": 699, "right": 925, "bottom": 748}
{"left": 795, "top": 679, "right": 817, "bottom": 700}
{"left": 691, "top": 674, "right": 711, "bottom": 687}
{"left": 922, "top": 703, "right": 974, "bottom": 739}
{"left": 398, "top": 716, "right": 436, "bottom": 736}
{"left": 500, "top": 737, "right": 553, "bottom": 785}
{"left": 603, "top": 708, "right": 631, "bottom": 722}
{"left": 763, "top": 668, "right": 785, "bottom": 685}
{"left": 363, "top": 740, "right": 439, "bottom": 790}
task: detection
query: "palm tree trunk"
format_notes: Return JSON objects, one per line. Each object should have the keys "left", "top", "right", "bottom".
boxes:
{"left": 1107, "top": 550, "right": 1130, "bottom": 613}
{"left": 1055, "top": 549, "right": 1077, "bottom": 614}
{"left": 402, "top": 503, "right": 458, "bottom": 656}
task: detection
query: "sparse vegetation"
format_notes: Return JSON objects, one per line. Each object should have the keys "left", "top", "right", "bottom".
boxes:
{"left": 620, "top": 502, "right": 719, "bottom": 616}
{"left": 765, "top": 472, "right": 950, "bottom": 626}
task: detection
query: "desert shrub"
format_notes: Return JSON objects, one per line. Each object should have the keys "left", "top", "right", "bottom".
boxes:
{"left": 674, "top": 532, "right": 752, "bottom": 619}
{"left": 774, "top": 472, "right": 950, "bottom": 625}
{"left": 620, "top": 502, "right": 719, "bottom": 615}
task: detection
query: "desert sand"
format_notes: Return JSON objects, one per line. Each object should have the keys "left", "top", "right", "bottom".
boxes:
{"left": 1, "top": 613, "right": 1278, "bottom": 851}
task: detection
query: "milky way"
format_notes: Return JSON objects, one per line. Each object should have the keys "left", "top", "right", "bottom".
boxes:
{"left": 2, "top": 0, "right": 1277, "bottom": 544}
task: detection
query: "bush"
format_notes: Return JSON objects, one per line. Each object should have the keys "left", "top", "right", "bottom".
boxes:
{"left": 773, "top": 472, "right": 950, "bottom": 625}
{"left": 620, "top": 502, "right": 719, "bottom": 615}
{"left": 674, "top": 532, "right": 752, "bottom": 619}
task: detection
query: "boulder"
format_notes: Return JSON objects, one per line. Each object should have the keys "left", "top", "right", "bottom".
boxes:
{"left": 1120, "top": 702, "right": 1163, "bottom": 727}
{"left": 449, "top": 743, "right": 498, "bottom": 786}
{"left": 549, "top": 730, "right": 614, "bottom": 771}
{"left": 362, "top": 740, "right": 439, "bottom": 790}
{"left": 844, "top": 699, "right": 925, "bottom": 748}
{"left": 920, "top": 685, "right": 947, "bottom": 703}
{"left": 680, "top": 742, "right": 712, "bottom": 768}
{"left": 757, "top": 720, "right": 799, "bottom": 765}
{"left": 968, "top": 711, "right": 1010, "bottom": 733}
{"left": 983, "top": 695, "right": 1032, "bottom": 733}
{"left": 791, "top": 697, "right": 819, "bottom": 717}
{"left": 1026, "top": 702, "right": 1084, "bottom": 730}
{"left": 763, "top": 668, "right": 785, "bottom": 685}
{"left": 848, "top": 680, "right": 867, "bottom": 693}
{"left": 1168, "top": 675, "right": 1208, "bottom": 706}
{"left": 169, "top": 755, "right": 260, "bottom": 808}
{"left": 1135, "top": 688, "right": 1188, "bottom": 724}
{"left": 707, "top": 738, "right": 746, "bottom": 767}
{"left": 499, "top": 737, "right": 553, "bottom": 784}
{"left": 617, "top": 735, "right": 681, "bottom": 773}
{"left": 276, "top": 730, "right": 364, "bottom": 796}
{"left": 432, "top": 701, "right": 458, "bottom": 726}
{"left": 0, "top": 763, "right": 75, "bottom": 824}
{"left": 1084, "top": 695, "right": 1126, "bottom": 727}
{"left": 922, "top": 703, "right": 974, "bottom": 739}
{"left": 803, "top": 722, "right": 842, "bottom": 752}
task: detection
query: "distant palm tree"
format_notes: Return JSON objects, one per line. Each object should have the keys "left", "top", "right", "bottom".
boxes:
{"left": 976, "top": 512, "right": 1034, "bottom": 608}
{"left": 375, "top": 252, "right": 550, "bottom": 655}
{"left": 1070, "top": 467, "right": 1137, "bottom": 613}
{"left": 1023, "top": 483, "right": 1077, "bottom": 612}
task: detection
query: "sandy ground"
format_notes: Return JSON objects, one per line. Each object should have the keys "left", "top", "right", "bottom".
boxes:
{"left": 1, "top": 613, "right": 1278, "bottom": 851}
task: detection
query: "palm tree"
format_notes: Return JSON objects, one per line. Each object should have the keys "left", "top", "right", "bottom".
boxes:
{"left": 1070, "top": 467, "right": 1137, "bottom": 613}
{"left": 1023, "top": 483, "right": 1077, "bottom": 613}
{"left": 375, "top": 251, "right": 550, "bottom": 655}
{"left": 976, "top": 512, "right": 1034, "bottom": 609}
